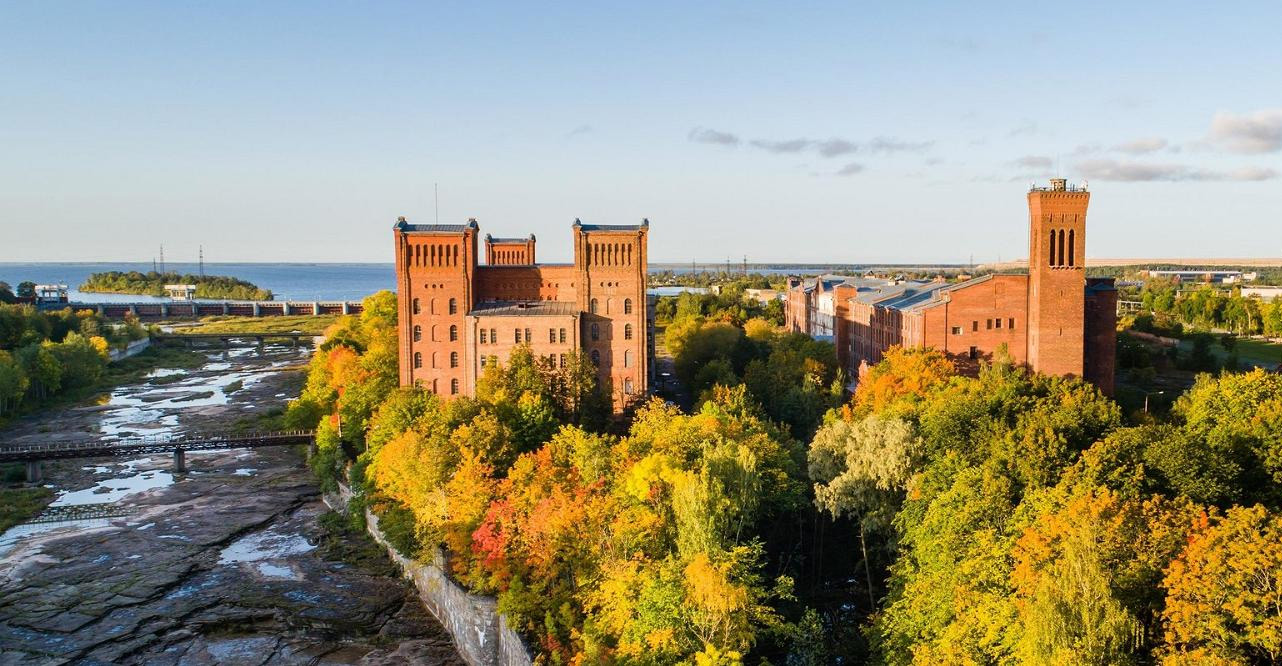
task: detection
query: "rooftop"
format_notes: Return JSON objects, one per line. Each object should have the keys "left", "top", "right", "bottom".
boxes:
{"left": 573, "top": 218, "right": 649, "bottom": 232}
{"left": 394, "top": 217, "right": 478, "bottom": 233}
{"left": 469, "top": 300, "right": 580, "bottom": 317}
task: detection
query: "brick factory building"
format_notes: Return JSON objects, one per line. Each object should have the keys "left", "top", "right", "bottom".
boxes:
{"left": 394, "top": 218, "right": 653, "bottom": 409}
{"left": 786, "top": 179, "right": 1116, "bottom": 395}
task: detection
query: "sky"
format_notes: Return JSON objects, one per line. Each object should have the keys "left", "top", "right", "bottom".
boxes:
{"left": 2, "top": 1, "right": 1280, "bottom": 264}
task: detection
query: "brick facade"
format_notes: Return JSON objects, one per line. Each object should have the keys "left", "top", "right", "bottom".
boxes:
{"left": 785, "top": 180, "right": 1116, "bottom": 394}
{"left": 395, "top": 218, "right": 651, "bottom": 409}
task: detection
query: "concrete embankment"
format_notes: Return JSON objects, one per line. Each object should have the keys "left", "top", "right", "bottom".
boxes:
{"left": 326, "top": 484, "right": 534, "bottom": 666}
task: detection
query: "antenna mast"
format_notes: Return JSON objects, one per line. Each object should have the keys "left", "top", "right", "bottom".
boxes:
{"left": 160, "top": 243, "right": 166, "bottom": 274}
{"left": 199, "top": 245, "right": 205, "bottom": 277}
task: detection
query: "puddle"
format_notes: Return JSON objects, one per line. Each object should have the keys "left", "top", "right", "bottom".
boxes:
{"left": 52, "top": 469, "right": 175, "bottom": 507}
{"left": 233, "top": 468, "right": 257, "bottom": 476}
{"left": 255, "top": 562, "right": 301, "bottom": 579}
{"left": 218, "top": 527, "right": 315, "bottom": 565}
{"left": 0, "top": 518, "right": 120, "bottom": 558}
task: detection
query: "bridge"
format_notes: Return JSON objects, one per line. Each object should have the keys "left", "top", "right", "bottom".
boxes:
{"left": 2, "top": 430, "right": 315, "bottom": 481}
{"left": 42, "top": 300, "right": 363, "bottom": 320}
{"left": 151, "top": 331, "right": 317, "bottom": 348}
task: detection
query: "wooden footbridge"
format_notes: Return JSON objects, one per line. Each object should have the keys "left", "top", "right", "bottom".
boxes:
{"left": 2, "top": 430, "right": 315, "bottom": 481}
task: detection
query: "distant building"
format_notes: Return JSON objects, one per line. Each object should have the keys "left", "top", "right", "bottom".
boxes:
{"left": 33, "top": 284, "right": 68, "bottom": 305}
{"left": 1145, "top": 269, "right": 1253, "bottom": 284}
{"left": 786, "top": 179, "right": 1117, "bottom": 395}
{"left": 164, "top": 284, "right": 197, "bottom": 300}
{"left": 394, "top": 218, "right": 652, "bottom": 410}
{"left": 1241, "top": 286, "right": 1282, "bottom": 302}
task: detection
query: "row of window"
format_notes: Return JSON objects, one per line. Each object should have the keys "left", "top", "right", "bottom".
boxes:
{"left": 413, "top": 351, "right": 460, "bottom": 368}
{"left": 466, "top": 348, "right": 634, "bottom": 369}
{"left": 408, "top": 243, "right": 459, "bottom": 268}
{"left": 588, "top": 297, "right": 634, "bottom": 315}
{"left": 1049, "top": 228, "right": 1076, "bottom": 267}
{"left": 413, "top": 324, "right": 457, "bottom": 342}
{"left": 411, "top": 297, "right": 457, "bottom": 315}
{"left": 950, "top": 318, "right": 1017, "bottom": 335}
{"left": 587, "top": 242, "right": 634, "bottom": 267}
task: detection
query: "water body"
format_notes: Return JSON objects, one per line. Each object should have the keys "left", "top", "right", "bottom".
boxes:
{"left": 0, "top": 262, "right": 938, "bottom": 304}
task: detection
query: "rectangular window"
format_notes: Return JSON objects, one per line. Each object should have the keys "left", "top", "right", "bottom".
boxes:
{"left": 559, "top": 353, "right": 566, "bottom": 368}
{"left": 986, "top": 319, "right": 993, "bottom": 330}
{"left": 480, "top": 356, "right": 486, "bottom": 368}
{"left": 1009, "top": 318, "right": 1016, "bottom": 330}
{"left": 515, "top": 329, "right": 521, "bottom": 343}
{"left": 559, "top": 328, "right": 566, "bottom": 343}
{"left": 524, "top": 328, "right": 531, "bottom": 344}
{"left": 480, "top": 329, "right": 487, "bottom": 344}
{"left": 969, "top": 346, "right": 978, "bottom": 360}
{"left": 951, "top": 326, "right": 962, "bottom": 335}
{"left": 972, "top": 320, "right": 979, "bottom": 332}
{"left": 490, "top": 328, "right": 496, "bottom": 344}
{"left": 995, "top": 318, "right": 1002, "bottom": 329}
{"left": 549, "top": 328, "right": 556, "bottom": 343}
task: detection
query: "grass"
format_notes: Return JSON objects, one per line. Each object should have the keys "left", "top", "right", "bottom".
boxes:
{"left": 1176, "top": 336, "right": 1282, "bottom": 369}
{"left": 170, "top": 314, "right": 342, "bottom": 336}
{"left": 222, "top": 379, "right": 244, "bottom": 394}
{"left": 0, "top": 487, "right": 55, "bottom": 532}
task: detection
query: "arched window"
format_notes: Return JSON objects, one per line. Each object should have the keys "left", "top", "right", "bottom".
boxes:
{"left": 413, "top": 325, "right": 422, "bottom": 342}
{"left": 413, "top": 352, "right": 422, "bottom": 369}
{"left": 591, "top": 323, "right": 600, "bottom": 341}
{"left": 1068, "top": 229, "right": 1076, "bottom": 266}
{"left": 450, "top": 351, "right": 459, "bottom": 368}
{"left": 624, "top": 298, "right": 633, "bottom": 315}
{"left": 1058, "top": 229, "right": 1066, "bottom": 266}
{"left": 624, "top": 323, "right": 633, "bottom": 340}
{"left": 449, "top": 325, "right": 458, "bottom": 342}
{"left": 450, "top": 379, "right": 459, "bottom": 395}
{"left": 449, "top": 298, "right": 457, "bottom": 315}
{"left": 590, "top": 298, "right": 598, "bottom": 314}
{"left": 430, "top": 298, "right": 438, "bottom": 314}
{"left": 1048, "top": 229, "right": 1056, "bottom": 267}
{"left": 624, "top": 350, "right": 632, "bottom": 368}
{"left": 590, "top": 350, "right": 600, "bottom": 366}
{"left": 412, "top": 298, "right": 420, "bottom": 315}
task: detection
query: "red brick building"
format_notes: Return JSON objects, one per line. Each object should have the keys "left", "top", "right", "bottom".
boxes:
{"left": 786, "top": 179, "right": 1116, "bottom": 394}
{"left": 393, "top": 218, "right": 653, "bottom": 409}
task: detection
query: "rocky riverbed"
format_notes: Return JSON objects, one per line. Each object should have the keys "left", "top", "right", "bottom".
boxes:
{"left": 0, "top": 344, "right": 463, "bottom": 665}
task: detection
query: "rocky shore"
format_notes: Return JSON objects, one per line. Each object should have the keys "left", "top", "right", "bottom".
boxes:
{"left": 0, "top": 344, "right": 463, "bottom": 665}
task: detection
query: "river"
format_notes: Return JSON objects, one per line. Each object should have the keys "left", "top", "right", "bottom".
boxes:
{"left": 0, "top": 343, "right": 463, "bottom": 664}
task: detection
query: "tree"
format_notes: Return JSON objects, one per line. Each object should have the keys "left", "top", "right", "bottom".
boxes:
{"left": 16, "top": 282, "right": 35, "bottom": 300}
{"left": 809, "top": 415, "right": 921, "bottom": 607}
{"left": 0, "top": 350, "right": 28, "bottom": 416}
{"left": 844, "top": 346, "right": 954, "bottom": 421}
{"left": 1161, "top": 505, "right": 1282, "bottom": 664}
{"left": 0, "top": 282, "right": 14, "bottom": 304}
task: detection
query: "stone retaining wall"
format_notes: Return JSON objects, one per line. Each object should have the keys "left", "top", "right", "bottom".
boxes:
{"left": 323, "top": 485, "right": 533, "bottom": 666}
{"left": 109, "top": 338, "right": 151, "bottom": 362}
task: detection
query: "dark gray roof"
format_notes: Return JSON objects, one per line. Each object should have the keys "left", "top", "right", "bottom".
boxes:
{"left": 469, "top": 301, "right": 580, "bottom": 317}
{"left": 573, "top": 218, "right": 649, "bottom": 232}
{"left": 394, "top": 218, "right": 478, "bottom": 233}
{"left": 487, "top": 236, "right": 532, "bottom": 243}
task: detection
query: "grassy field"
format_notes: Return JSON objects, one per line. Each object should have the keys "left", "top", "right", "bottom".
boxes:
{"left": 169, "top": 314, "right": 342, "bottom": 336}
{"left": 0, "top": 487, "right": 55, "bottom": 532}
{"left": 1176, "top": 336, "right": 1282, "bottom": 369}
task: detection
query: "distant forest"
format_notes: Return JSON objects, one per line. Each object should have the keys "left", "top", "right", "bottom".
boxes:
{"left": 79, "top": 271, "right": 273, "bottom": 301}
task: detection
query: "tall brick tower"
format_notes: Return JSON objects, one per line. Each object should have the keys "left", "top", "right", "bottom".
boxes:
{"left": 1027, "top": 178, "right": 1089, "bottom": 377}
{"left": 393, "top": 217, "right": 479, "bottom": 394}
{"left": 573, "top": 219, "right": 650, "bottom": 405}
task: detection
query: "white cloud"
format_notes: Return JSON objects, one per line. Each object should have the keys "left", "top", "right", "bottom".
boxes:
{"left": 1208, "top": 109, "right": 1282, "bottom": 154}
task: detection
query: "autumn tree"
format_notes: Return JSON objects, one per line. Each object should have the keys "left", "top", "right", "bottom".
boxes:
{"left": 1161, "top": 504, "right": 1282, "bottom": 664}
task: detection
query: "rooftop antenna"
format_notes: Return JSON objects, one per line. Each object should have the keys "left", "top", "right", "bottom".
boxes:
{"left": 159, "top": 243, "right": 166, "bottom": 274}
{"left": 742, "top": 255, "right": 747, "bottom": 275}
{"left": 199, "top": 245, "right": 205, "bottom": 277}
{"left": 434, "top": 182, "right": 439, "bottom": 225}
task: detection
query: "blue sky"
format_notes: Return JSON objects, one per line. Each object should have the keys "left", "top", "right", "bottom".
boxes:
{"left": 2, "top": 1, "right": 1280, "bottom": 264}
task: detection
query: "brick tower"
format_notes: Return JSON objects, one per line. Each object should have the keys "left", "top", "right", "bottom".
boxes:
{"left": 393, "top": 217, "right": 479, "bottom": 394}
{"left": 573, "top": 219, "right": 650, "bottom": 404}
{"left": 1027, "top": 178, "right": 1089, "bottom": 378}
